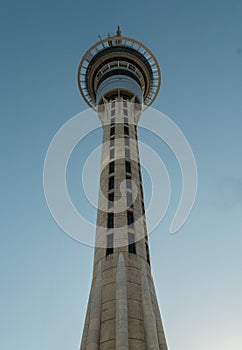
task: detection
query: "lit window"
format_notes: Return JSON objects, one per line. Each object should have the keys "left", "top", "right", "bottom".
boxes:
{"left": 109, "top": 161, "right": 115, "bottom": 174}
{"left": 106, "top": 234, "right": 114, "bottom": 255}
{"left": 109, "top": 176, "right": 114, "bottom": 190}
{"left": 128, "top": 233, "right": 136, "bottom": 254}
{"left": 107, "top": 213, "right": 114, "bottom": 228}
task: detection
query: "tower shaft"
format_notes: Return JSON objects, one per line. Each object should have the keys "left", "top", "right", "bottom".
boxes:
{"left": 80, "top": 96, "right": 167, "bottom": 350}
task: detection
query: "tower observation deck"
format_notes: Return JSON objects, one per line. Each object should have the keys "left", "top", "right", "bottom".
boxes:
{"left": 78, "top": 27, "right": 168, "bottom": 350}
{"left": 78, "top": 26, "right": 160, "bottom": 109}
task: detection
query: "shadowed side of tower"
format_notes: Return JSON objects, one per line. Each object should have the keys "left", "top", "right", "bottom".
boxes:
{"left": 78, "top": 28, "right": 168, "bottom": 350}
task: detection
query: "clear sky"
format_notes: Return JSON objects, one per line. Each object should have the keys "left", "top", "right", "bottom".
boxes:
{"left": 1, "top": 0, "right": 242, "bottom": 349}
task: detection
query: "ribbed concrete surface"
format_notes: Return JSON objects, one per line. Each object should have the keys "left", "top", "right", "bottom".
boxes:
{"left": 80, "top": 97, "right": 168, "bottom": 350}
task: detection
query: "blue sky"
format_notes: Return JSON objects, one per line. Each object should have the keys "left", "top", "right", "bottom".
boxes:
{"left": 1, "top": 0, "right": 242, "bottom": 349}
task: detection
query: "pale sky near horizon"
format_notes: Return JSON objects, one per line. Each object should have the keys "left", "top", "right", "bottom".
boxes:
{"left": 1, "top": 0, "right": 242, "bottom": 349}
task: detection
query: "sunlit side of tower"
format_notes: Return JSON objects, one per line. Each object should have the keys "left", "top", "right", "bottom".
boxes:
{"left": 78, "top": 27, "right": 168, "bottom": 350}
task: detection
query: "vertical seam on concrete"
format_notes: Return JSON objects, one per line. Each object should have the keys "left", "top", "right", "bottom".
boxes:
{"left": 116, "top": 253, "right": 129, "bottom": 350}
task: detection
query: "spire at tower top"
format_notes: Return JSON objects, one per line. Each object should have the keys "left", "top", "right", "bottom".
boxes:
{"left": 116, "top": 25, "right": 121, "bottom": 36}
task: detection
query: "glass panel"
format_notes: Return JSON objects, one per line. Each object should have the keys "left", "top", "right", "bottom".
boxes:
{"left": 107, "top": 213, "right": 114, "bottom": 228}
{"left": 127, "top": 192, "right": 133, "bottom": 208}
{"left": 106, "top": 234, "right": 114, "bottom": 255}
{"left": 125, "top": 148, "right": 130, "bottom": 159}
{"left": 108, "top": 192, "right": 114, "bottom": 208}
{"left": 110, "top": 148, "right": 114, "bottom": 159}
{"left": 109, "top": 176, "right": 114, "bottom": 190}
{"left": 126, "top": 175, "right": 132, "bottom": 189}
{"left": 125, "top": 161, "right": 131, "bottom": 173}
{"left": 110, "top": 127, "right": 115, "bottom": 136}
{"left": 128, "top": 233, "right": 136, "bottom": 254}
{"left": 124, "top": 126, "right": 129, "bottom": 135}
{"left": 109, "top": 161, "right": 115, "bottom": 173}
{"left": 127, "top": 211, "right": 134, "bottom": 228}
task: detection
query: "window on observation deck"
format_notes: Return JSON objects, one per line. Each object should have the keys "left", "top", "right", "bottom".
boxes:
{"left": 106, "top": 234, "right": 114, "bottom": 255}
{"left": 128, "top": 233, "right": 136, "bottom": 254}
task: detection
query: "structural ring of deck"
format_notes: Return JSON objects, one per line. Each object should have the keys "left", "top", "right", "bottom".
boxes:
{"left": 78, "top": 35, "right": 161, "bottom": 109}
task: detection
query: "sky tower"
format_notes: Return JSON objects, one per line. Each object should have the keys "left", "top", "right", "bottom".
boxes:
{"left": 78, "top": 27, "right": 168, "bottom": 349}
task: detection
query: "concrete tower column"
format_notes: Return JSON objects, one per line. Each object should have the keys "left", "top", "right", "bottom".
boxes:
{"left": 78, "top": 28, "right": 168, "bottom": 350}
